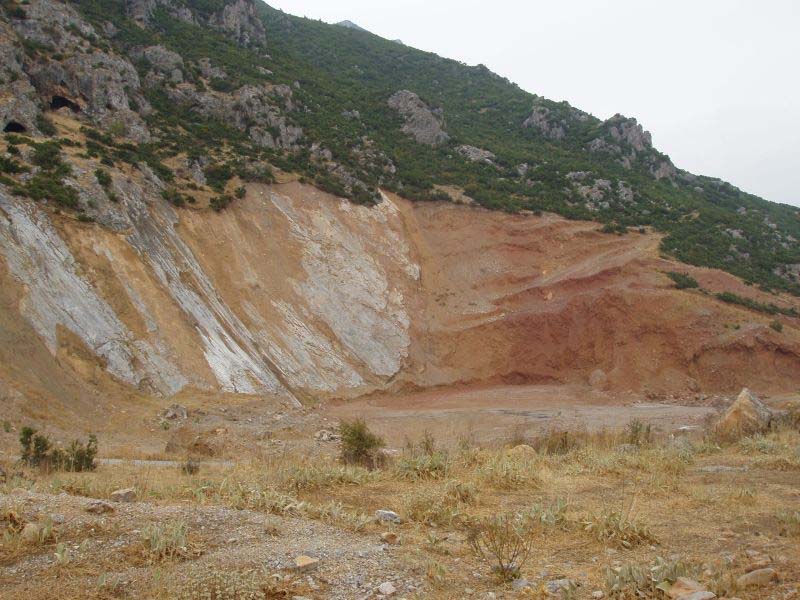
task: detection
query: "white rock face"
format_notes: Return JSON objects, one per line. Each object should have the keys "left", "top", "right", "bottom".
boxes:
{"left": 0, "top": 194, "right": 186, "bottom": 395}
{"left": 269, "top": 190, "right": 414, "bottom": 378}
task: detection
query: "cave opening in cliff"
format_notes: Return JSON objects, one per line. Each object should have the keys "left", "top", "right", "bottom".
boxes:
{"left": 50, "top": 95, "right": 81, "bottom": 112}
{"left": 3, "top": 121, "right": 26, "bottom": 133}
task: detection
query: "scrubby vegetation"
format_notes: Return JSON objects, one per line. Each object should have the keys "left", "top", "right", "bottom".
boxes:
{"left": 665, "top": 271, "right": 699, "bottom": 290}
{"left": 338, "top": 418, "right": 386, "bottom": 468}
{"left": 59, "top": 0, "right": 800, "bottom": 298}
{"left": 19, "top": 427, "right": 97, "bottom": 472}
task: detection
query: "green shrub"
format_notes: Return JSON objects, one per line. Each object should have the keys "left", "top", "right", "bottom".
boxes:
{"left": 19, "top": 427, "right": 97, "bottom": 472}
{"left": 665, "top": 271, "right": 699, "bottom": 289}
{"left": 209, "top": 194, "right": 232, "bottom": 212}
{"left": 715, "top": 291, "right": 798, "bottom": 317}
{"left": 339, "top": 418, "right": 385, "bottom": 468}
{"left": 94, "top": 168, "right": 112, "bottom": 189}
{"left": 770, "top": 320, "right": 783, "bottom": 333}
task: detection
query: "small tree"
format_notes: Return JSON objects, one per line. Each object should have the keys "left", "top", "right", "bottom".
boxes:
{"left": 339, "top": 418, "right": 385, "bottom": 468}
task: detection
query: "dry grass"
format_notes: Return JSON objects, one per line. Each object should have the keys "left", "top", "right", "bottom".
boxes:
{"left": 2, "top": 422, "right": 799, "bottom": 599}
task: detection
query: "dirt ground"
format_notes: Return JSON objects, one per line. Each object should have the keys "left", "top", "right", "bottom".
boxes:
{"left": 1, "top": 385, "right": 799, "bottom": 600}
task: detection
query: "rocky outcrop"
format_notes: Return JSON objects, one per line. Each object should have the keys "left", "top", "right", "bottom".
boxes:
{"left": 456, "top": 145, "right": 496, "bottom": 165}
{"left": 0, "top": 22, "right": 41, "bottom": 133}
{"left": 126, "top": 0, "right": 265, "bottom": 46}
{"left": 131, "top": 45, "right": 185, "bottom": 84}
{"left": 6, "top": 0, "right": 151, "bottom": 141}
{"left": 387, "top": 90, "right": 449, "bottom": 147}
{"left": 523, "top": 106, "right": 566, "bottom": 140}
{"left": 166, "top": 82, "right": 301, "bottom": 149}
{"left": 208, "top": 0, "right": 267, "bottom": 47}
{"left": 587, "top": 114, "right": 676, "bottom": 180}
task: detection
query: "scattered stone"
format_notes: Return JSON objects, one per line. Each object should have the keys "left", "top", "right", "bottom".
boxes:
{"left": 745, "top": 557, "right": 771, "bottom": 572}
{"left": 592, "top": 592, "right": 605, "bottom": 599}
{"left": 546, "top": 578, "right": 575, "bottom": 594}
{"left": 375, "top": 509, "right": 401, "bottom": 524}
{"left": 20, "top": 522, "right": 40, "bottom": 543}
{"left": 110, "top": 488, "right": 137, "bottom": 503}
{"left": 85, "top": 500, "right": 115, "bottom": 514}
{"left": 380, "top": 531, "right": 399, "bottom": 545}
{"left": 736, "top": 568, "right": 778, "bottom": 588}
{"left": 294, "top": 555, "right": 319, "bottom": 572}
{"left": 163, "top": 404, "right": 188, "bottom": 420}
{"left": 377, "top": 581, "right": 396, "bottom": 596}
{"left": 511, "top": 578, "right": 531, "bottom": 591}
{"left": 676, "top": 593, "right": 716, "bottom": 600}
{"left": 668, "top": 578, "right": 707, "bottom": 598}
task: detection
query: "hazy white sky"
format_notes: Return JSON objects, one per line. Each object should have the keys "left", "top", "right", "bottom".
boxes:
{"left": 267, "top": 0, "right": 800, "bottom": 207}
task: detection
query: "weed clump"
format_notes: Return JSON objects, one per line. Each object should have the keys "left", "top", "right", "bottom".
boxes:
{"left": 463, "top": 513, "right": 537, "bottom": 581}
{"left": 338, "top": 418, "right": 385, "bottom": 468}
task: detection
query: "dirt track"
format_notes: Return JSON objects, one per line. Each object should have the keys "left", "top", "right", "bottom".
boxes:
{"left": 325, "top": 384, "right": 714, "bottom": 446}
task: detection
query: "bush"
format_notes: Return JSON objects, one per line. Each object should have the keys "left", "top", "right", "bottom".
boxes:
{"left": 665, "top": 271, "right": 699, "bottom": 289}
{"left": 209, "top": 194, "right": 232, "bottom": 212}
{"left": 463, "top": 513, "right": 537, "bottom": 581}
{"left": 770, "top": 320, "right": 783, "bottom": 333}
{"left": 19, "top": 427, "right": 97, "bottom": 472}
{"left": 94, "top": 168, "right": 112, "bottom": 189}
{"left": 338, "top": 418, "right": 385, "bottom": 468}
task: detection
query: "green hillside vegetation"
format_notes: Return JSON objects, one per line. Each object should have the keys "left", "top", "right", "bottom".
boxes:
{"left": 71, "top": 0, "right": 800, "bottom": 297}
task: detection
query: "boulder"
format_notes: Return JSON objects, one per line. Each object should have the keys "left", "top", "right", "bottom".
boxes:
{"left": 736, "top": 568, "right": 778, "bottom": 588}
{"left": 716, "top": 388, "right": 773, "bottom": 439}
{"left": 377, "top": 581, "right": 396, "bottom": 596}
{"left": 294, "top": 555, "right": 319, "bottom": 572}
{"left": 85, "top": 500, "right": 115, "bottom": 514}
{"left": 110, "top": 488, "right": 137, "bottom": 503}
{"left": 375, "top": 509, "right": 401, "bottom": 524}
{"left": 380, "top": 531, "right": 399, "bottom": 545}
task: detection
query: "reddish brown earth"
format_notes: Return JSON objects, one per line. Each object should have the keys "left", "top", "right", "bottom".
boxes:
{"left": 0, "top": 181, "right": 799, "bottom": 450}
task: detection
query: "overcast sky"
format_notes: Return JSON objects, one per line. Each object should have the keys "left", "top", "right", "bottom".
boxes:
{"left": 267, "top": 0, "right": 800, "bottom": 207}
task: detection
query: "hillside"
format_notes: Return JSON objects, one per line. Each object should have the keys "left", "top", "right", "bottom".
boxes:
{"left": 0, "top": 0, "right": 796, "bottom": 296}
{"left": 0, "top": 0, "right": 797, "bottom": 412}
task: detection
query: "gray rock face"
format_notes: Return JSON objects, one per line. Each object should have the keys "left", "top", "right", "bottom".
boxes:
{"left": 605, "top": 114, "right": 652, "bottom": 152}
{"left": 587, "top": 113, "right": 676, "bottom": 180}
{"left": 523, "top": 106, "right": 565, "bottom": 140}
{"left": 132, "top": 45, "right": 185, "bottom": 84}
{"left": 456, "top": 145, "right": 496, "bottom": 165}
{"left": 387, "top": 90, "right": 449, "bottom": 147}
{"left": 167, "top": 82, "right": 302, "bottom": 149}
{"left": 7, "top": 0, "right": 151, "bottom": 142}
{"left": 0, "top": 22, "right": 41, "bottom": 133}
{"left": 0, "top": 193, "right": 188, "bottom": 396}
{"left": 208, "top": 0, "right": 267, "bottom": 46}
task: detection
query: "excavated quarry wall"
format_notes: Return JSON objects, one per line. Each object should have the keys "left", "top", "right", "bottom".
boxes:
{"left": 1, "top": 179, "right": 799, "bottom": 409}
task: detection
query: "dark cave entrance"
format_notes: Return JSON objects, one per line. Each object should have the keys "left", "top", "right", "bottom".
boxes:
{"left": 50, "top": 95, "right": 81, "bottom": 112}
{"left": 3, "top": 121, "right": 26, "bottom": 133}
